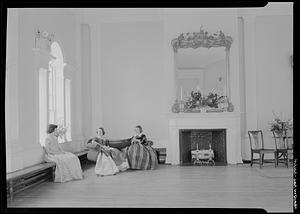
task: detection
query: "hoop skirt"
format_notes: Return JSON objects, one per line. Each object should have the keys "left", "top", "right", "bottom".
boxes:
{"left": 126, "top": 142, "right": 158, "bottom": 170}
{"left": 95, "top": 151, "right": 119, "bottom": 176}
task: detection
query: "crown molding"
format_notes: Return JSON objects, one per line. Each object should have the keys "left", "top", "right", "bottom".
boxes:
{"left": 237, "top": 2, "right": 293, "bottom": 17}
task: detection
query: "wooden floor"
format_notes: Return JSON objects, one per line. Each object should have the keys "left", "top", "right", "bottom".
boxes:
{"left": 7, "top": 163, "right": 293, "bottom": 212}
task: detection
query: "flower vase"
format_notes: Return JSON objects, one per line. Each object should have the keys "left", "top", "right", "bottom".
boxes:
{"left": 275, "top": 131, "right": 284, "bottom": 138}
{"left": 179, "top": 101, "right": 185, "bottom": 112}
{"left": 171, "top": 100, "right": 180, "bottom": 113}
{"left": 227, "top": 102, "right": 234, "bottom": 112}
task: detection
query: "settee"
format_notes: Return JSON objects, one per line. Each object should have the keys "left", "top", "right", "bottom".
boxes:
{"left": 85, "top": 138, "right": 155, "bottom": 162}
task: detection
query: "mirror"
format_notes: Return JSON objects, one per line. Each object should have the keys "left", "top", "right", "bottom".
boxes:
{"left": 171, "top": 27, "right": 233, "bottom": 112}
{"left": 175, "top": 47, "right": 227, "bottom": 100}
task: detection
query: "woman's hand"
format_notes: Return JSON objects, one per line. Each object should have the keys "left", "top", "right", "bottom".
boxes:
{"left": 51, "top": 151, "right": 64, "bottom": 155}
{"left": 130, "top": 138, "right": 135, "bottom": 144}
{"left": 132, "top": 139, "right": 140, "bottom": 144}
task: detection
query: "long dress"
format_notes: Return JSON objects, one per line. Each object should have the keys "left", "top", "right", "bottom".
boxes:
{"left": 44, "top": 134, "right": 83, "bottom": 182}
{"left": 125, "top": 133, "right": 158, "bottom": 170}
{"left": 94, "top": 145, "right": 119, "bottom": 176}
{"left": 108, "top": 147, "right": 129, "bottom": 171}
{"left": 88, "top": 137, "right": 129, "bottom": 172}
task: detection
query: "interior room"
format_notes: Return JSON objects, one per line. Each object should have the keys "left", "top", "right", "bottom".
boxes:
{"left": 4, "top": 3, "right": 293, "bottom": 212}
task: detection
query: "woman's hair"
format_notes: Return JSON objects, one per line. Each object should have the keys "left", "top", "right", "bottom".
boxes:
{"left": 47, "top": 124, "right": 58, "bottom": 134}
{"left": 97, "top": 127, "right": 105, "bottom": 135}
{"left": 136, "top": 125, "right": 143, "bottom": 133}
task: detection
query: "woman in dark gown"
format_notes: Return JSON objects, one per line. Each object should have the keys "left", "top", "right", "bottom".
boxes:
{"left": 125, "top": 125, "right": 158, "bottom": 170}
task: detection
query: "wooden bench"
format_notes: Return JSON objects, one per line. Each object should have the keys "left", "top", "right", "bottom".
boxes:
{"left": 75, "top": 150, "right": 89, "bottom": 166}
{"left": 6, "top": 162, "right": 56, "bottom": 201}
{"left": 154, "top": 148, "right": 167, "bottom": 164}
{"left": 6, "top": 150, "right": 88, "bottom": 201}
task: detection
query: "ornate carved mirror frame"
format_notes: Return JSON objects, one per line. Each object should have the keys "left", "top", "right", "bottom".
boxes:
{"left": 171, "top": 27, "right": 233, "bottom": 112}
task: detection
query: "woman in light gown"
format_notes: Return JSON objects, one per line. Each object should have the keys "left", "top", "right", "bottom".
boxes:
{"left": 44, "top": 124, "right": 83, "bottom": 182}
{"left": 125, "top": 125, "right": 158, "bottom": 170}
{"left": 87, "top": 128, "right": 130, "bottom": 173}
{"left": 88, "top": 127, "right": 125, "bottom": 176}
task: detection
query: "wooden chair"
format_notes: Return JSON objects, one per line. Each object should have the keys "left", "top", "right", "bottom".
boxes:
{"left": 272, "top": 130, "right": 293, "bottom": 168}
{"left": 248, "top": 130, "right": 276, "bottom": 168}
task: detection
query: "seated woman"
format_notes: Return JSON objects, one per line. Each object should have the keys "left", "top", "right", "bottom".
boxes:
{"left": 125, "top": 125, "right": 158, "bottom": 170}
{"left": 43, "top": 124, "right": 83, "bottom": 182}
{"left": 87, "top": 127, "right": 129, "bottom": 176}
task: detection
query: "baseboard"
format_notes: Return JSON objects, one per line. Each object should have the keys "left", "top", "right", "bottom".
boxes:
{"left": 242, "top": 159, "right": 277, "bottom": 164}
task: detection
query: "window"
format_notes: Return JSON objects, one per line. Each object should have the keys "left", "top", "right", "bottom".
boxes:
{"left": 65, "top": 79, "right": 71, "bottom": 140}
{"left": 39, "top": 68, "right": 48, "bottom": 146}
{"left": 39, "top": 42, "right": 72, "bottom": 145}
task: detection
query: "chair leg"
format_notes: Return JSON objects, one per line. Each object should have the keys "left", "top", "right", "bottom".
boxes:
{"left": 259, "top": 152, "right": 263, "bottom": 168}
{"left": 274, "top": 152, "right": 277, "bottom": 167}
{"left": 282, "top": 153, "right": 286, "bottom": 167}
{"left": 250, "top": 151, "right": 253, "bottom": 167}
{"left": 288, "top": 152, "right": 293, "bottom": 167}
{"left": 286, "top": 152, "right": 289, "bottom": 168}
{"left": 262, "top": 153, "right": 264, "bottom": 166}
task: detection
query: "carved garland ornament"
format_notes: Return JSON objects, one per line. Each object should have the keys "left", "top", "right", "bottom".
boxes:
{"left": 171, "top": 27, "right": 233, "bottom": 53}
{"left": 35, "top": 29, "right": 55, "bottom": 42}
{"left": 35, "top": 29, "right": 55, "bottom": 51}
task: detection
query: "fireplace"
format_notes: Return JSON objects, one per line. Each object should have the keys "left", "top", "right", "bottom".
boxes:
{"left": 179, "top": 129, "right": 227, "bottom": 165}
{"left": 168, "top": 113, "right": 242, "bottom": 165}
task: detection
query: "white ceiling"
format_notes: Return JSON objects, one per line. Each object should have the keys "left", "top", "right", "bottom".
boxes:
{"left": 67, "top": 4, "right": 292, "bottom": 23}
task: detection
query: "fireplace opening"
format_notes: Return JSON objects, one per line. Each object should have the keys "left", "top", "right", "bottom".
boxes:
{"left": 179, "top": 129, "right": 227, "bottom": 166}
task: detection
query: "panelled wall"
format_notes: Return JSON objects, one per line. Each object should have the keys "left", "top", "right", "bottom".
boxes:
{"left": 86, "top": 9, "right": 241, "bottom": 164}
{"left": 85, "top": 5, "right": 292, "bottom": 162}
{"left": 5, "top": 9, "right": 85, "bottom": 173}
{"left": 240, "top": 4, "right": 293, "bottom": 160}
{"left": 6, "top": 5, "right": 293, "bottom": 172}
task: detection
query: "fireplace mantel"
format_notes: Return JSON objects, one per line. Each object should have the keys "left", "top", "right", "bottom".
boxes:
{"left": 168, "top": 112, "right": 242, "bottom": 165}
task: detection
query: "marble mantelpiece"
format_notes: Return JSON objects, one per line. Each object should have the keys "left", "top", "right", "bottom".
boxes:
{"left": 168, "top": 112, "right": 243, "bottom": 165}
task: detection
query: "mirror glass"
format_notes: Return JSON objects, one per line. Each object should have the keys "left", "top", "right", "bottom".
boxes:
{"left": 175, "top": 47, "right": 227, "bottom": 101}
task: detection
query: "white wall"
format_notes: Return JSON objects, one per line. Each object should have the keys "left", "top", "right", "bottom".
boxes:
{"left": 6, "top": 6, "right": 293, "bottom": 171}
{"left": 100, "top": 21, "right": 167, "bottom": 144}
{"left": 91, "top": 7, "right": 292, "bottom": 162}
{"left": 240, "top": 3, "right": 293, "bottom": 160}
{"left": 81, "top": 24, "right": 93, "bottom": 139}
{"left": 237, "top": 17, "right": 247, "bottom": 160}
{"left": 5, "top": 9, "right": 84, "bottom": 172}
{"left": 255, "top": 15, "right": 293, "bottom": 151}
{"left": 5, "top": 9, "right": 20, "bottom": 172}
{"left": 84, "top": 9, "right": 241, "bottom": 163}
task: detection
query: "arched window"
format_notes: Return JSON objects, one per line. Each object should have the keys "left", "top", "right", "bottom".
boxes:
{"left": 39, "top": 41, "right": 71, "bottom": 145}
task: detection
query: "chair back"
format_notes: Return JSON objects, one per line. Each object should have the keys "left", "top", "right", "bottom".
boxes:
{"left": 286, "top": 129, "right": 293, "bottom": 150}
{"left": 107, "top": 138, "right": 131, "bottom": 150}
{"left": 248, "top": 130, "right": 264, "bottom": 150}
{"left": 286, "top": 137, "right": 293, "bottom": 150}
{"left": 272, "top": 131, "right": 293, "bottom": 150}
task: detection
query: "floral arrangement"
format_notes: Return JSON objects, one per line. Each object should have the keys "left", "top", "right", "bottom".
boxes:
{"left": 270, "top": 112, "right": 293, "bottom": 135}
{"left": 184, "top": 91, "right": 225, "bottom": 110}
